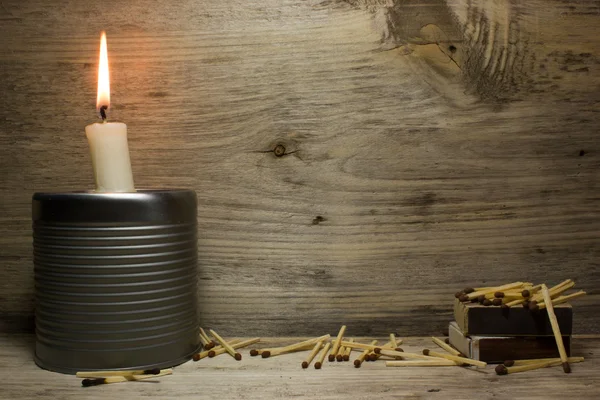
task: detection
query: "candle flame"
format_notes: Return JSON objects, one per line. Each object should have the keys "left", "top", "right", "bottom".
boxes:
{"left": 96, "top": 31, "right": 110, "bottom": 111}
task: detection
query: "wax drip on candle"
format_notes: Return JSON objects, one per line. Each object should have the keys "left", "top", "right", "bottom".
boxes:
{"left": 99, "top": 105, "right": 108, "bottom": 121}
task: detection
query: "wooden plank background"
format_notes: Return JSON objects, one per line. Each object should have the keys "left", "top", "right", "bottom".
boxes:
{"left": 0, "top": 0, "right": 598, "bottom": 336}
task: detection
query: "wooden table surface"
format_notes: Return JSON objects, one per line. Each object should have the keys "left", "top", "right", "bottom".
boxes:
{"left": 2, "top": 334, "right": 598, "bottom": 400}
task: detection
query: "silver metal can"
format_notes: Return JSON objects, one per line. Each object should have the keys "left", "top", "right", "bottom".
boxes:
{"left": 32, "top": 189, "right": 200, "bottom": 374}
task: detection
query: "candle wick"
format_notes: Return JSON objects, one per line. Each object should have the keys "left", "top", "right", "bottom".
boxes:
{"left": 99, "top": 105, "right": 108, "bottom": 121}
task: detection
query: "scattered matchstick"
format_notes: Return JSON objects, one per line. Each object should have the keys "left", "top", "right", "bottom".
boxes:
{"left": 315, "top": 342, "right": 332, "bottom": 369}
{"left": 354, "top": 340, "right": 378, "bottom": 368}
{"left": 422, "top": 349, "right": 486, "bottom": 368}
{"left": 431, "top": 337, "right": 462, "bottom": 357}
{"left": 329, "top": 325, "right": 346, "bottom": 362}
{"left": 386, "top": 360, "right": 457, "bottom": 367}
{"left": 340, "top": 340, "right": 397, "bottom": 353}
{"left": 208, "top": 338, "right": 259, "bottom": 358}
{"left": 209, "top": 329, "right": 242, "bottom": 361}
{"left": 495, "top": 360, "right": 564, "bottom": 375}
{"left": 194, "top": 338, "right": 242, "bottom": 360}
{"left": 541, "top": 284, "right": 570, "bottom": 373}
{"left": 76, "top": 368, "right": 161, "bottom": 378}
{"left": 302, "top": 340, "right": 325, "bottom": 369}
{"left": 504, "top": 357, "right": 584, "bottom": 366}
{"left": 376, "top": 348, "right": 441, "bottom": 361}
{"left": 81, "top": 370, "right": 173, "bottom": 386}
{"left": 261, "top": 335, "right": 330, "bottom": 358}
{"left": 343, "top": 338, "right": 354, "bottom": 361}
{"left": 336, "top": 344, "right": 345, "bottom": 362}
{"left": 199, "top": 327, "right": 215, "bottom": 350}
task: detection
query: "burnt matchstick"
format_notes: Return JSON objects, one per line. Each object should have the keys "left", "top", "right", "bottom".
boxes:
{"left": 76, "top": 368, "right": 161, "bottom": 378}
{"left": 302, "top": 340, "right": 325, "bottom": 369}
{"left": 315, "top": 342, "right": 331, "bottom": 369}
{"left": 209, "top": 329, "right": 242, "bottom": 361}
{"left": 81, "top": 369, "right": 173, "bottom": 386}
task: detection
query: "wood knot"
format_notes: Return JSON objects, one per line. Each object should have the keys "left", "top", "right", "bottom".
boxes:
{"left": 273, "top": 144, "right": 286, "bottom": 157}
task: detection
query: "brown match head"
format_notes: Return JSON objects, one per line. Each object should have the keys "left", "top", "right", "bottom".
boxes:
{"left": 444, "top": 338, "right": 450, "bottom": 344}
{"left": 422, "top": 349, "right": 430, "bottom": 356}
{"left": 501, "top": 304, "right": 509, "bottom": 310}
{"left": 470, "top": 297, "right": 479, "bottom": 303}
{"left": 192, "top": 353, "right": 200, "bottom": 362}
{"left": 336, "top": 354, "right": 343, "bottom": 362}
{"left": 328, "top": 354, "right": 335, "bottom": 362}
{"left": 529, "top": 303, "right": 540, "bottom": 312}
{"left": 459, "top": 294, "right": 470, "bottom": 302}
{"left": 343, "top": 355, "right": 350, "bottom": 362}
{"left": 492, "top": 298, "right": 503, "bottom": 306}
{"left": 455, "top": 291, "right": 464, "bottom": 299}
{"left": 395, "top": 347, "right": 404, "bottom": 352}
{"left": 522, "top": 289, "right": 531, "bottom": 298}
{"left": 522, "top": 301, "right": 530, "bottom": 309}
{"left": 234, "top": 353, "right": 242, "bottom": 361}
{"left": 373, "top": 347, "right": 382, "bottom": 354}
{"left": 250, "top": 349, "right": 259, "bottom": 357}
{"left": 562, "top": 362, "right": 571, "bottom": 373}
{"left": 477, "top": 295, "right": 486, "bottom": 303}
{"left": 82, "top": 378, "right": 105, "bottom": 387}
{"left": 261, "top": 351, "right": 271, "bottom": 358}
{"left": 301, "top": 361, "right": 309, "bottom": 369}
{"left": 314, "top": 362, "right": 322, "bottom": 369}
{"left": 482, "top": 299, "right": 492, "bottom": 306}
{"left": 208, "top": 350, "right": 216, "bottom": 358}
{"left": 503, "top": 360, "right": 515, "bottom": 367}
{"left": 203, "top": 343, "right": 212, "bottom": 350}
{"left": 463, "top": 287, "right": 475, "bottom": 294}
{"left": 354, "top": 359, "right": 362, "bottom": 368}
{"left": 494, "top": 291, "right": 505, "bottom": 298}
{"left": 495, "top": 365, "right": 508, "bottom": 375}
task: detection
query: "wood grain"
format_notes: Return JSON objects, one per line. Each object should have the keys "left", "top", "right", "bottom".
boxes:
{"left": 1, "top": 334, "right": 599, "bottom": 399}
{"left": 0, "top": 0, "right": 599, "bottom": 335}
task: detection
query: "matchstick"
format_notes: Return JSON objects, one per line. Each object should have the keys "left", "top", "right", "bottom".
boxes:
{"left": 422, "top": 349, "right": 486, "bottom": 368}
{"left": 495, "top": 359, "right": 566, "bottom": 375}
{"left": 343, "top": 338, "right": 354, "bottom": 361}
{"left": 541, "top": 284, "right": 570, "bottom": 373}
{"left": 340, "top": 341, "right": 397, "bottom": 353}
{"left": 530, "top": 280, "right": 573, "bottom": 303}
{"left": 199, "top": 327, "right": 216, "bottom": 350}
{"left": 81, "top": 370, "right": 172, "bottom": 386}
{"left": 76, "top": 368, "right": 162, "bottom": 378}
{"left": 261, "top": 334, "right": 330, "bottom": 358}
{"left": 376, "top": 348, "right": 443, "bottom": 361}
{"left": 193, "top": 339, "right": 243, "bottom": 360}
{"left": 466, "top": 282, "right": 525, "bottom": 300}
{"left": 354, "top": 340, "right": 378, "bottom": 368}
{"left": 208, "top": 338, "right": 259, "bottom": 358}
{"left": 315, "top": 342, "right": 331, "bottom": 369}
{"left": 431, "top": 337, "right": 462, "bottom": 357}
{"left": 336, "top": 344, "right": 346, "bottom": 362}
{"left": 209, "top": 329, "right": 242, "bottom": 361}
{"left": 538, "top": 291, "right": 586, "bottom": 310}
{"left": 302, "top": 340, "right": 325, "bottom": 369}
{"left": 386, "top": 360, "right": 457, "bottom": 367}
{"left": 389, "top": 334, "right": 398, "bottom": 348}
{"left": 504, "top": 357, "right": 584, "bottom": 366}
{"left": 329, "top": 325, "right": 346, "bottom": 362}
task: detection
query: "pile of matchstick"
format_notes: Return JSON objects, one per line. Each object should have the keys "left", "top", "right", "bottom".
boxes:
{"left": 455, "top": 279, "right": 586, "bottom": 311}
{"left": 77, "top": 368, "right": 173, "bottom": 387}
{"left": 192, "top": 327, "right": 261, "bottom": 361}
{"left": 247, "top": 325, "right": 488, "bottom": 369}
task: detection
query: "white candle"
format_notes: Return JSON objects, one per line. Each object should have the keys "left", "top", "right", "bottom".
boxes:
{"left": 85, "top": 31, "right": 135, "bottom": 193}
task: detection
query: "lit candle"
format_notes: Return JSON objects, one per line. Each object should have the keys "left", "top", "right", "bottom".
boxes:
{"left": 85, "top": 31, "right": 135, "bottom": 192}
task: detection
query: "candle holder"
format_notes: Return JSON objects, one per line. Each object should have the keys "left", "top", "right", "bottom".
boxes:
{"left": 32, "top": 189, "right": 200, "bottom": 374}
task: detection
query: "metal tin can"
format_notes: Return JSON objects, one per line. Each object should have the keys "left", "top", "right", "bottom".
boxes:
{"left": 32, "top": 189, "right": 200, "bottom": 374}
